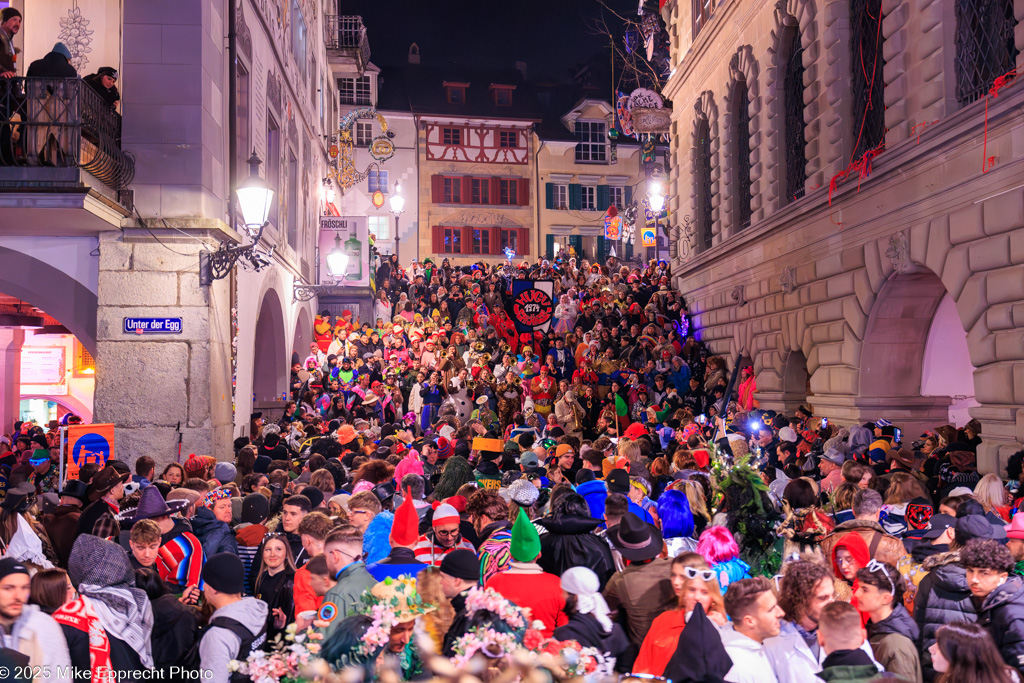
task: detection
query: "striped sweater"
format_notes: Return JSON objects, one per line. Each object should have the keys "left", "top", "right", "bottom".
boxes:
{"left": 412, "top": 532, "right": 476, "bottom": 567}
{"left": 157, "top": 530, "right": 205, "bottom": 591}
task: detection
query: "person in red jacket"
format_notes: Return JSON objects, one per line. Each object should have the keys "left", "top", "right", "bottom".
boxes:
{"left": 484, "top": 509, "right": 567, "bottom": 637}
{"left": 293, "top": 512, "right": 333, "bottom": 618}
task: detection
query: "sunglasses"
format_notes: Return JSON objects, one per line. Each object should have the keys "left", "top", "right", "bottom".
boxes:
{"left": 682, "top": 566, "right": 716, "bottom": 582}
{"left": 866, "top": 559, "right": 896, "bottom": 595}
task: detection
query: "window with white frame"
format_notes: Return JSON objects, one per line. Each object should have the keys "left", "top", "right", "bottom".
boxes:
{"left": 574, "top": 120, "right": 607, "bottom": 162}
{"left": 609, "top": 186, "right": 624, "bottom": 209}
{"left": 368, "top": 215, "right": 390, "bottom": 240}
{"left": 368, "top": 169, "right": 388, "bottom": 193}
{"left": 355, "top": 121, "right": 373, "bottom": 147}
{"left": 581, "top": 185, "right": 596, "bottom": 210}
{"left": 339, "top": 76, "right": 371, "bottom": 105}
{"left": 554, "top": 184, "right": 568, "bottom": 209}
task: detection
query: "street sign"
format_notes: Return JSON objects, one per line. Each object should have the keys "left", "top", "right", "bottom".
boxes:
{"left": 123, "top": 317, "right": 183, "bottom": 334}
{"left": 63, "top": 423, "right": 115, "bottom": 484}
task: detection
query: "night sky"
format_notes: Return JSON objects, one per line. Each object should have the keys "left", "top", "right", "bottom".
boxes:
{"left": 355, "top": 0, "right": 637, "bottom": 80}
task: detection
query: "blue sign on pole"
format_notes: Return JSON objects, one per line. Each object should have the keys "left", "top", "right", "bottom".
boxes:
{"left": 123, "top": 317, "right": 183, "bottom": 334}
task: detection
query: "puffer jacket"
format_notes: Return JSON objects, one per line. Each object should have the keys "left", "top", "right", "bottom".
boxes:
{"left": 977, "top": 575, "right": 1024, "bottom": 675}
{"left": 819, "top": 519, "right": 908, "bottom": 568}
{"left": 912, "top": 550, "right": 976, "bottom": 681}
{"left": 576, "top": 479, "right": 608, "bottom": 521}
{"left": 867, "top": 603, "right": 921, "bottom": 683}
{"left": 535, "top": 514, "right": 616, "bottom": 589}
{"left": 191, "top": 506, "right": 238, "bottom": 556}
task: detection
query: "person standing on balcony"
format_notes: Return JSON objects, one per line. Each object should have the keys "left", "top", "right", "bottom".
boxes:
{"left": 0, "top": 7, "right": 21, "bottom": 78}
{"left": 84, "top": 66, "right": 119, "bottom": 111}
{"left": 26, "top": 43, "right": 76, "bottom": 78}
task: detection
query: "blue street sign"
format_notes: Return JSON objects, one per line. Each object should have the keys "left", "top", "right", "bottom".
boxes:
{"left": 123, "top": 317, "right": 183, "bottom": 334}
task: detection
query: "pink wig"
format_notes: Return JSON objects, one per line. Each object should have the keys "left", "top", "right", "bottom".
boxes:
{"left": 697, "top": 525, "right": 741, "bottom": 565}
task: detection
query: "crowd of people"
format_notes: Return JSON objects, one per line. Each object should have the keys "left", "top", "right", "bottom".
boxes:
{"left": 0, "top": 251, "right": 1018, "bottom": 683}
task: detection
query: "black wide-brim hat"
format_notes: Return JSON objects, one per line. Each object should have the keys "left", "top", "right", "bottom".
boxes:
{"left": 607, "top": 511, "right": 663, "bottom": 562}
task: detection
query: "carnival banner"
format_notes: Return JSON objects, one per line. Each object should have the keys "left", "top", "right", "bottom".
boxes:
{"left": 510, "top": 280, "right": 555, "bottom": 334}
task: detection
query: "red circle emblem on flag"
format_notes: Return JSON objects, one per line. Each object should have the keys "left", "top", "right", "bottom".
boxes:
{"left": 512, "top": 288, "right": 553, "bottom": 328}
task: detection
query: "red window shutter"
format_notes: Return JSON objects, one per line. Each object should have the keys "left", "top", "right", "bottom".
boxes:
{"left": 432, "top": 226, "right": 442, "bottom": 253}
{"left": 461, "top": 226, "right": 473, "bottom": 255}
{"left": 517, "top": 178, "right": 529, "bottom": 206}
{"left": 490, "top": 177, "right": 500, "bottom": 205}
{"left": 461, "top": 177, "right": 471, "bottom": 205}
{"left": 431, "top": 175, "right": 442, "bottom": 203}
{"left": 489, "top": 226, "right": 500, "bottom": 255}
{"left": 519, "top": 228, "right": 529, "bottom": 255}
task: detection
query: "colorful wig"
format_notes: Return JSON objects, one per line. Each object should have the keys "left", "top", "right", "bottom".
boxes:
{"left": 658, "top": 490, "right": 695, "bottom": 540}
{"left": 697, "top": 525, "right": 741, "bottom": 566}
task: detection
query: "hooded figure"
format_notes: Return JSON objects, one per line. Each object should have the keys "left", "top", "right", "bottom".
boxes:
{"left": 54, "top": 535, "right": 155, "bottom": 679}
{"left": 663, "top": 603, "right": 733, "bottom": 683}
{"left": 830, "top": 532, "right": 871, "bottom": 623}
{"left": 553, "top": 567, "right": 632, "bottom": 670}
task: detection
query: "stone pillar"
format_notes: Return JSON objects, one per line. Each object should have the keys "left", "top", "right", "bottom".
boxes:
{"left": 0, "top": 328, "right": 23, "bottom": 433}
{"left": 93, "top": 234, "right": 233, "bottom": 469}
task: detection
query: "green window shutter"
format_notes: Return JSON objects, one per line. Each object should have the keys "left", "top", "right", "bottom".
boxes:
{"left": 545, "top": 183, "right": 554, "bottom": 209}
{"left": 569, "top": 184, "right": 582, "bottom": 210}
{"left": 625, "top": 184, "right": 633, "bottom": 207}
{"left": 546, "top": 234, "right": 555, "bottom": 260}
{"left": 569, "top": 235, "right": 583, "bottom": 259}
{"left": 625, "top": 240, "right": 633, "bottom": 261}
{"left": 597, "top": 236, "right": 606, "bottom": 264}
{"left": 596, "top": 185, "right": 610, "bottom": 211}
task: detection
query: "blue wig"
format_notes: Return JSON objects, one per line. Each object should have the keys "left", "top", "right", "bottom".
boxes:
{"left": 659, "top": 489, "right": 695, "bottom": 539}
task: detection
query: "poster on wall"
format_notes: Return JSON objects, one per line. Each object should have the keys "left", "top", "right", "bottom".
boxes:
{"left": 510, "top": 280, "right": 554, "bottom": 334}
{"left": 318, "top": 216, "right": 369, "bottom": 287}
{"left": 20, "top": 346, "right": 67, "bottom": 396}
{"left": 64, "top": 423, "right": 115, "bottom": 483}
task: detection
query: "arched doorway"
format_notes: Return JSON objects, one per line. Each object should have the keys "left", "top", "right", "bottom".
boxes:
{"left": 781, "top": 349, "right": 810, "bottom": 410}
{"left": 857, "top": 270, "right": 974, "bottom": 437}
{"left": 252, "top": 289, "right": 287, "bottom": 410}
{"left": 293, "top": 307, "right": 312, "bottom": 363}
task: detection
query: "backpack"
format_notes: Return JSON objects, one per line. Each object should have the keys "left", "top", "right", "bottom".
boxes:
{"left": 181, "top": 615, "right": 267, "bottom": 683}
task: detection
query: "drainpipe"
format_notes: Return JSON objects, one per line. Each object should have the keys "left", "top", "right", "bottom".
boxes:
{"left": 534, "top": 129, "right": 542, "bottom": 259}
{"left": 228, "top": 0, "right": 238, "bottom": 236}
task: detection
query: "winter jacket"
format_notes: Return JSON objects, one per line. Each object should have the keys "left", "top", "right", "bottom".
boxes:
{"left": 40, "top": 504, "right": 81, "bottom": 568}
{"left": 535, "top": 514, "right": 616, "bottom": 589}
{"left": 191, "top": 506, "right": 239, "bottom": 557}
{"left": 976, "top": 575, "right": 1024, "bottom": 675}
{"left": 720, "top": 623, "right": 778, "bottom": 683}
{"left": 867, "top": 604, "right": 922, "bottom": 683}
{"left": 199, "top": 597, "right": 268, "bottom": 683}
{"left": 818, "top": 649, "right": 903, "bottom": 682}
{"left": 150, "top": 594, "right": 200, "bottom": 673}
{"left": 576, "top": 479, "right": 609, "bottom": 521}
{"left": 553, "top": 612, "right": 632, "bottom": 672}
{"left": 912, "top": 549, "right": 976, "bottom": 681}
{"left": 320, "top": 562, "right": 376, "bottom": 639}
{"left": 5, "top": 604, "right": 71, "bottom": 683}
{"left": 819, "top": 519, "right": 908, "bottom": 569}
{"left": 603, "top": 557, "right": 676, "bottom": 646}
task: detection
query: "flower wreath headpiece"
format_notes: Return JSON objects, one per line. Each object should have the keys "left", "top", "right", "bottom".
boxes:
{"left": 355, "top": 575, "right": 436, "bottom": 657}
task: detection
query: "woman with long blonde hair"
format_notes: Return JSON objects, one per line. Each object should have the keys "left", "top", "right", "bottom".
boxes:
{"left": 633, "top": 552, "right": 726, "bottom": 675}
{"left": 973, "top": 472, "right": 1011, "bottom": 521}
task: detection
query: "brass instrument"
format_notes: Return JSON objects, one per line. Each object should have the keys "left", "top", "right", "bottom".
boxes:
{"left": 570, "top": 397, "right": 583, "bottom": 433}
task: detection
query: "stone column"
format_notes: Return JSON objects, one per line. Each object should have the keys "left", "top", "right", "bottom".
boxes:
{"left": 93, "top": 234, "right": 233, "bottom": 469}
{"left": 0, "top": 328, "right": 24, "bottom": 433}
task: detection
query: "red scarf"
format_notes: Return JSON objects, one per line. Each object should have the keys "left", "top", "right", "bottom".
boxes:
{"left": 53, "top": 597, "right": 113, "bottom": 683}
{"left": 102, "top": 495, "right": 120, "bottom": 515}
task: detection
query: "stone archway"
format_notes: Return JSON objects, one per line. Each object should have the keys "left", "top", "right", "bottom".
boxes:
{"left": 856, "top": 270, "right": 970, "bottom": 437}
{"left": 293, "top": 307, "right": 312, "bottom": 363}
{"left": 252, "top": 288, "right": 287, "bottom": 408}
{"left": 781, "top": 349, "right": 810, "bottom": 410}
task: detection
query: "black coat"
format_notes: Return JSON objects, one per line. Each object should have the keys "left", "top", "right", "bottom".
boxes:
{"left": 442, "top": 591, "right": 471, "bottom": 657}
{"left": 913, "top": 550, "right": 977, "bottom": 681}
{"left": 553, "top": 612, "right": 632, "bottom": 672}
{"left": 26, "top": 52, "right": 77, "bottom": 79}
{"left": 977, "top": 575, "right": 1024, "bottom": 675}
{"left": 535, "top": 515, "right": 616, "bottom": 590}
{"left": 150, "top": 594, "right": 199, "bottom": 672}
{"left": 63, "top": 628, "right": 143, "bottom": 683}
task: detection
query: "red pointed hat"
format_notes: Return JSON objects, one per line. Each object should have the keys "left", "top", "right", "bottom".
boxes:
{"left": 390, "top": 487, "right": 420, "bottom": 547}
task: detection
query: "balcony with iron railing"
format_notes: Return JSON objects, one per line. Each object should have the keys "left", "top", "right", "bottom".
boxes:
{"left": 0, "top": 77, "right": 135, "bottom": 232}
{"left": 325, "top": 15, "right": 370, "bottom": 71}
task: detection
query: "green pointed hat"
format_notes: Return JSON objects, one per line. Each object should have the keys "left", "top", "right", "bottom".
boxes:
{"left": 510, "top": 508, "right": 541, "bottom": 562}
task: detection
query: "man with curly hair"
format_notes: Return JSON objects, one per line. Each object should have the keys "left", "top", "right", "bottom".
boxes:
{"left": 466, "top": 489, "right": 512, "bottom": 584}
{"left": 765, "top": 560, "right": 882, "bottom": 681}
{"left": 961, "top": 538, "right": 1024, "bottom": 674}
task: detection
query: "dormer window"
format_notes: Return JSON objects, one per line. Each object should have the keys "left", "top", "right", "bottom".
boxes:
{"left": 444, "top": 81, "right": 469, "bottom": 104}
{"left": 490, "top": 84, "right": 515, "bottom": 107}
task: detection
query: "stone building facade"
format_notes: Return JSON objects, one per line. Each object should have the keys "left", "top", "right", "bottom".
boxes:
{"left": 661, "top": 0, "right": 1024, "bottom": 472}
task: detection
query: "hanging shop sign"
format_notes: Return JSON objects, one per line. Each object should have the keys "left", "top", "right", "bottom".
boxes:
{"left": 511, "top": 280, "right": 554, "bottom": 334}
{"left": 631, "top": 107, "right": 673, "bottom": 134}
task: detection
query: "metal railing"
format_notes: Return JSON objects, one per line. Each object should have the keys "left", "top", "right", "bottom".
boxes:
{"left": 325, "top": 15, "right": 370, "bottom": 64}
{"left": 0, "top": 77, "right": 134, "bottom": 190}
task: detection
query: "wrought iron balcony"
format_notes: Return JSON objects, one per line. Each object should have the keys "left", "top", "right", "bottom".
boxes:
{"left": 0, "top": 77, "right": 134, "bottom": 199}
{"left": 325, "top": 15, "right": 370, "bottom": 69}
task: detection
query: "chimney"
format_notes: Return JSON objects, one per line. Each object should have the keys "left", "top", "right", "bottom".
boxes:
{"left": 514, "top": 60, "right": 527, "bottom": 80}
{"left": 408, "top": 42, "right": 420, "bottom": 64}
